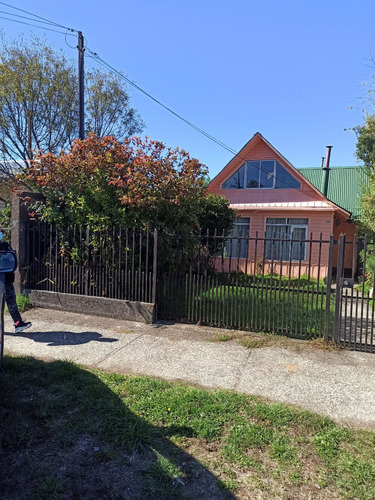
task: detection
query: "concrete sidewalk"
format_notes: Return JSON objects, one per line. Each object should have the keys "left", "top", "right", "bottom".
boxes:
{"left": 4, "top": 307, "right": 375, "bottom": 431}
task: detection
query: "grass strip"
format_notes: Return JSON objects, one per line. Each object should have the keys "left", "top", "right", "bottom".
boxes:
{"left": 1, "top": 356, "right": 374, "bottom": 499}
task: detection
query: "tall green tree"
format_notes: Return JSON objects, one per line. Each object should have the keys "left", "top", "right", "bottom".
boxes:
{"left": 0, "top": 33, "right": 143, "bottom": 180}
{"left": 355, "top": 115, "right": 375, "bottom": 234}
{"left": 355, "top": 115, "right": 375, "bottom": 289}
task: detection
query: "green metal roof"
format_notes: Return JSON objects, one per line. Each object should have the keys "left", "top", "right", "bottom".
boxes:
{"left": 298, "top": 166, "right": 368, "bottom": 219}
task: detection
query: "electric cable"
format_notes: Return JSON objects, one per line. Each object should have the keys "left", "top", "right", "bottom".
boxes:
{"left": 0, "top": 10, "right": 65, "bottom": 27}
{"left": 86, "top": 48, "right": 241, "bottom": 157}
{"left": 0, "top": 1, "right": 77, "bottom": 32}
{"left": 85, "top": 48, "right": 330, "bottom": 203}
{"left": 65, "top": 30, "right": 77, "bottom": 49}
{"left": 0, "top": 16, "right": 75, "bottom": 36}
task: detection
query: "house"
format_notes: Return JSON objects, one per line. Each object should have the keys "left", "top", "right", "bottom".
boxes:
{"left": 208, "top": 132, "right": 365, "bottom": 279}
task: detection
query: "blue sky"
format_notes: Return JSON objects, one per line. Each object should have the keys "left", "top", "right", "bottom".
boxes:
{"left": 1, "top": 0, "right": 375, "bottom": 178}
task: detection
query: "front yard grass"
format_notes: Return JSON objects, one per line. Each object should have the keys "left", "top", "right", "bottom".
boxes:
{"left": 198, "top": 282, "right": 334, "bottom": 339}
{"left": 1, "top": 356, "right": 374, "bottom": 499}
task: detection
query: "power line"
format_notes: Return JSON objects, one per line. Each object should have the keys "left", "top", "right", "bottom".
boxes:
{"left": 0, "top": 1, "right": 77, "bottom": 32}
{"left": 0, "top": 15, "right": 75, "bottom": 36}
{"left": 65, "top": 31, "right": 77, "bottom": 49}
{"left": 0, "top": 9, "right": 64, "bottom": 27}
{"left": 86, "top": 48, "right": 239, "bottom": 157}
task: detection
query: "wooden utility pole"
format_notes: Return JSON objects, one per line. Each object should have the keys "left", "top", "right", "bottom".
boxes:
{"left": 27, "top": 112, "right": 33, "bottom": 160}
{"left": 78, "top": 31, "right": 85, "bottom": 140}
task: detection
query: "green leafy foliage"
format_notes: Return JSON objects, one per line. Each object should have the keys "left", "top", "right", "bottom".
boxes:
{"left": 356, "top": 115, "right": 375, "bottom": 175}
{"left": 0, "top": 203, "right": 11, "bottom": 229}
{"left": 355, "top": 116, "right": 375, "bottom": 288}
{"left": 24, "top": 134, "right": 235, "bottom": 235}
{"left": 356, "top": 115, "right": 375, "bottom": 235}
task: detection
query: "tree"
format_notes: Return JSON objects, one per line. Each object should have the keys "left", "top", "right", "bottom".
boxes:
{"left": 0, "top": 33, "right": 143, "bottom": 180}
{"left": 85, "top": 69, "right": 142, "bottom": 139}
{"left": 196, "top": 192, "right": 235, "bottom": 235}
{"left": 24, "top": 135, "right": 235, "bottom": 235}
{"left": 355, "top": 115, "right": 375, "bottom": 234}
{"left": 355, "top": 115, "right": 375, "bottom": 289}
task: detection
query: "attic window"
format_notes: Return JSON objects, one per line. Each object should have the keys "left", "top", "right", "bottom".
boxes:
{"left": 222, "top": 160, "right": 301, "bottom": 190}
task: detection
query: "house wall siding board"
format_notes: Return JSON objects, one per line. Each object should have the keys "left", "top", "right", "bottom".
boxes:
{"left": 333, "top": 219, "right": 358, "bottom": 270}
{"left": 235, "top": 210, "right": 333, "bottom": 240}
{"left": 244, "top": 141, "right": 281, "bottom": 160}
{"left": 215, "top": 258, "right": 329, "bottom": 279}
{"left": 221, "top": 210, "right": 333, "bottom": 279}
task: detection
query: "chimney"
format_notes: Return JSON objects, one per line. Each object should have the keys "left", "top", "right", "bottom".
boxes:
{"left": 320, "top": 145, "right": 332, "bottom": 197}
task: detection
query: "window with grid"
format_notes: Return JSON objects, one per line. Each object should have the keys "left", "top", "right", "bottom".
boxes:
{"left": 222, "top": 160, "right": 300, "bottom": 190}
{"left": 265, "top": 218, "right": 308, "bottom": 261}
{"left": 226, "top": 217, "right": 250, "bottom": 258}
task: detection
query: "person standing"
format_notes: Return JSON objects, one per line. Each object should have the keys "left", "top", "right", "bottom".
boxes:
{"left": 0, "top": 226, "right": 32, "bottom": 333}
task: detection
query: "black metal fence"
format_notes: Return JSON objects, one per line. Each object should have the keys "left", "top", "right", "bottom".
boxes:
{"left": 25, "top": 223, "right": 157, "bottom": 303}
{"left": 24, "top": 222, "right": 375, "bottom": 349}
{"left": 335, "top": 234, "right": 375, "bottom": 352}
{"left": 156, "top": 230, "right": 332, "bottom": 339}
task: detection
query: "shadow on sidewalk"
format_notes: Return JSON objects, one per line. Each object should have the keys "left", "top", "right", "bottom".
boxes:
{"left": 9, "top": 330, "right": 119, "bottom": 346}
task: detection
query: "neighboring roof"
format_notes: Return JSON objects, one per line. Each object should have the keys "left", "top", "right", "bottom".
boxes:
{"left": 298, "top": 167, "right": 368, "bottom": 220}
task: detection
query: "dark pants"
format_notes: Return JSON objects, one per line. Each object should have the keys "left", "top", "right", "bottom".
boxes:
{"left": 5, "top": 283, "right": 21, "bottom": 324}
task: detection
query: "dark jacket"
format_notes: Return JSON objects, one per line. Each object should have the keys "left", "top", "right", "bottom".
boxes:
{"left": 0, "top": 240, "right": 16, "bottom": 284}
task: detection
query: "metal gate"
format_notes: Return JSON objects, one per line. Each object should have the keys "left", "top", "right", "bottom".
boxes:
{"left": 334, "top": 234, "right": 375, "bottom": 352}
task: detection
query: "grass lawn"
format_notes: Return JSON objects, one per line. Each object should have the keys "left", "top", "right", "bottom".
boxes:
{"left": 1, "top": 356, "right": 375, "bottom": 500}
{"left": 158, "top": 274, "right": 334, "bottom": 340}
{"left": 195, "top": 283, "right": 333, "bottom": 339}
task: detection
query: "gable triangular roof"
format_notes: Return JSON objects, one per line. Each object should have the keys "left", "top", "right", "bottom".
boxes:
{"left": 209, "top": 132, "right": 351, "bottom": 218}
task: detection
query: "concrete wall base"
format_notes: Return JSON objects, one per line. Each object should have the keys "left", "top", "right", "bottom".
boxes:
{"left": 27, "top": 290, "right": 155, "bottom": 324}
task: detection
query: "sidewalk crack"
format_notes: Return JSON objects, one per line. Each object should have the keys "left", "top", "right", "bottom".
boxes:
{"left": 96, "top": 333, "right": 144, "bottom": 367}
{"left": 233, "top": 349, "right": 252, "bottom": 391}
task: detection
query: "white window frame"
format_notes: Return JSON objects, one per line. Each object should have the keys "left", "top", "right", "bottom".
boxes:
{"left": 222, "top": 160, "right": 301, "bottom": 190}
{"left": 226, "top": 217, "right": 250, "bottom": 259}
{"left": 265, "top": 218, "right": 308, "bottom": 261}
{"left": 245, "top": 160, "right": 276, "bottom": 189}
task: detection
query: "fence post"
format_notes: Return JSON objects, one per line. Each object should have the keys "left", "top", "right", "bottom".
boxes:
{"left": 152, "top": 228, "right": 158, "bottom": 304}
{"left": 324, "top": 235, "right": 334, "bottom": 341}
{"left": 11, "top": 191, "right": 44, "bottom": 293}
{"left": 333, "top": 233, "right": 346, "bottom": 343}
{"left": 84, "top": 226, "right": 90, "bottom": 296}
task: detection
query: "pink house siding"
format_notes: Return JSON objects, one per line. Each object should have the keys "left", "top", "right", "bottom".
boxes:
{"left": 215, "top": 209, "right": 334, "bottom": 279}
{"left": 208, "top": 133, "right": 352, "bottom": 279}
{"left": 333, "top": 219, "right": 358, "bottom": 271}
{"left": 209, "top": 134, "right": 320, "bottom": 206}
